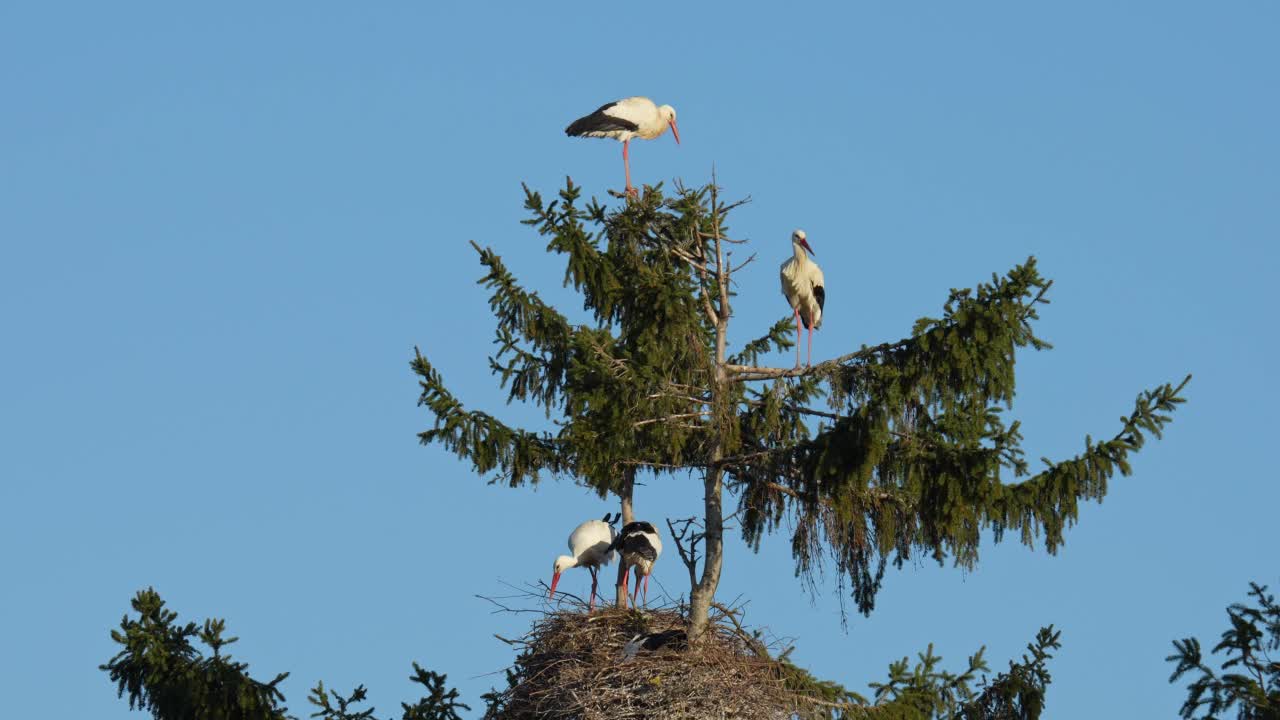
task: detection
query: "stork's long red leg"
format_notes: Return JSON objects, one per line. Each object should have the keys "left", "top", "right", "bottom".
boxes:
{"left": 623, "top": 139, "right": 634, "bottom": 195}
{"left": 588, "top": 567, "right": 598, "bottom": 613}
{"left": 808, "top": 325, "right": 813, "bottom": 367}
{"left": 643, "top": 574, "right": 650, "bottom": 605}
{"left": 632, "top": 568, "right": 641, "bottom": 604}
{"left": 794, "top": 308, "right": 802, "bottom": 368}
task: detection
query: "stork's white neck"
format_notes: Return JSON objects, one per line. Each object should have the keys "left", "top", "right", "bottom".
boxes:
{"left": 554, "top": 554, "right": 579, "bottom": 573}
{"left": 792, "top": 241, "right": 810, "bottom": 263}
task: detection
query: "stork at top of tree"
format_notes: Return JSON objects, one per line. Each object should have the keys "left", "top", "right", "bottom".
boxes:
{"left": 609, "top": 521, "right": 663, "bottom": 606}
{"left": 565, "top": 97, "right": 680, "bottom": 196}
{"left": 779, "top": 229, "right": 825, "bottom": 367}
{"left": 550, "top": 514, "right": 617, "bottom": 612}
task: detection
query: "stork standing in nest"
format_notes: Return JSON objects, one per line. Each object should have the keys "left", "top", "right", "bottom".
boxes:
{"left": 565, "top": 97, "right": 680, "bottom": 196}
{"left": 610, "top": 521, "right": 663, "bottom": 606}
{"left": 550, "top": 514, "right": 618, "bottom": 612}
{"left": 780, "top": 229, "right": 825, "bottom": 368}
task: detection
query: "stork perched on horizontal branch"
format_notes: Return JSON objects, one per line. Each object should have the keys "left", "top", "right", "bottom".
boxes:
{"left": 565, "top": 97, "right": 680, "bottom": 196}
{"left": 780, "top": 229, "right": 825, "bottom": 368}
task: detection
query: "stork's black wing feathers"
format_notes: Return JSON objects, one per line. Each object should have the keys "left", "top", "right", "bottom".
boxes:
{"left": 638, "top": 630, "right": 687, "bottom": 652}
{"left": 621, "top": 533, "right": 658, "bottom": 562}
{"left": 607, "top": 521, "right": 658, "bottom": 553}
{"left": 565, "top": 102, "right": 640, "bottom": 136}
{"left": 619, "top": 521, "right": 657, "bottom": 535}
{"left": 799, "top": 285, "right": 826, "bottom": 330}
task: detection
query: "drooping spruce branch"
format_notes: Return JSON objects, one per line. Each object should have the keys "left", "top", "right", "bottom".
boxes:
{"left": 413, "top": 351, "right": 566, "bottom": 488}
{"left": 726, "top": 253, "right": 1190, "bottom": 615}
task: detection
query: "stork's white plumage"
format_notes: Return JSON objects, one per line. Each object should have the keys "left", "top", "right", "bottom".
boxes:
{"left": 550, "top": 514, "right": 618, "bottom": 612}
{"left": 609, "top": 521, "right": 663, "bottom": 606}
{"left": 565, "top": 97, "right": 680, "bottom": 195}
{"left": 780, "top": 229, "right": 825, "bottom": 368}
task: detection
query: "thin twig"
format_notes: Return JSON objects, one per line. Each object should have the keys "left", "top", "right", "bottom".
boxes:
{"left": 633, "top": 411, "right": 712, "bottom": 428}
{"left": 696, "top": 231, "right": 748, "bottom": 244}
{"left": 729, "top": 252, "right": 758, "bottom": 273}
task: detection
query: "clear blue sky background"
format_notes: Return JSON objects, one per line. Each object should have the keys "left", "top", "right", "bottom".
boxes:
{"left": 2, "top": 3, "right": 1275, "bottom": 717}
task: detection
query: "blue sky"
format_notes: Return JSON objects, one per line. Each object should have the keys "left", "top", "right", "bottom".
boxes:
{"left": 1, "top": 2, "right": 1276, "bottom": 717}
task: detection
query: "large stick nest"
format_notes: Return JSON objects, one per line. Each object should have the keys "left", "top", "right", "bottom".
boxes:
{"left": 484, "top": 596, "right": 823, "bottom": 720}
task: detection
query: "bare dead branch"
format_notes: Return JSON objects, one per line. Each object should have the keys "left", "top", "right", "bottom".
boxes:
{"left": 666, "top": 516, "right": 704, "bottom": 591}
{"left": 632, "top": 411, "right": 713, "bottom": 428}
{"left": 729, "top": 252, "right": 758, "bottom": 274}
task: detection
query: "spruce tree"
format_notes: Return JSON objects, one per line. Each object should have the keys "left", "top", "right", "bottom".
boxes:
{"left": 101, "top": 589, "right": 471, "bottom": 720}
{"left": 412, "top": 178, "right": 1189, "bottom": 640}
{"left": 1167, "top": 581, "right": 1280, "bottom": 719}
{"left": 99, "top": 587, "right": 1059, "bottom": 718}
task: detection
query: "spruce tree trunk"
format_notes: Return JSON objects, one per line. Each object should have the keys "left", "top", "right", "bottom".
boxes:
{"left": 688, "top": 466, "right": 724, "bottom": 641}
{"left": 690, "top": 214, "right": 729, "bottom": 642}
{"left": 614, "top": 469, "right": 635, "bottom": 608}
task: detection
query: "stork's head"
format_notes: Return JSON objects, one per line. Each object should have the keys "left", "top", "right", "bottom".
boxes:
{"left": 550, "top": 555, "right": 576, "bottom": 598}
{"left": 792, "top": 229, "right": 815, "bottom": 257}
{"left": 659, "top": 105, "right": 680, "bottom": 145}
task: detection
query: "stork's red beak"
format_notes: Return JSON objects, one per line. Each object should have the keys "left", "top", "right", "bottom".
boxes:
{"left": 800, "top": 238, "right": 816, "bottom": 257}
{"left": 670, "top": 119, "right": 680, "bottom": 145}
{"left": 549, "top": 572, "right": 561, "bottom": 599}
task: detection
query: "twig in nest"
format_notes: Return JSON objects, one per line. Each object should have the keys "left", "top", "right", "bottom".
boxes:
{"left": 712, "top": 601, "right": 770, "bottom": 659}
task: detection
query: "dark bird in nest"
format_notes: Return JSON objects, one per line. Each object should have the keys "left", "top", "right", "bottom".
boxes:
{"left": 622, "top": 629, "right": 688, "bottom": 659}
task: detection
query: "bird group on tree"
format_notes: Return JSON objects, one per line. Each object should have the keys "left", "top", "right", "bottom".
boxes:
{"left": 418, "top": 93, "right": 1190, "bottom": 648}
{"left": 96, "top": 93, "right": 1198, "bottom": 720}
{"left": 549, "top": 514, "right": 665, "bottom": 612}
{"left": 558, "top": 97, "right": 829, "bottom": 612}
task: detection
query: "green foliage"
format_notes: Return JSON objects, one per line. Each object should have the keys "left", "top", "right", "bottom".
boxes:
{"left": 103, "top": 590, "right": 469, "bottom": 720}
{"left": 780, "top": 626, "right": 1059, "bottom": 719}
{"left": 863, "top": 642, "right": 989, "bottom": 718}
{"left": 100, "top": 588, "right": 290, "bottom": 720}
{"left": 399, "top": 665, "right": 471, "bottom": 720}
{"left": 413, "top": 178, "right": 1190, "bottom": 617}
{"left": 413, "top": 181, "right": 721, "bottom": 495}
{"left": 957, "top": 626, "right": 1061, "bottom": 720}
{"left": 734, "top": 263, "right": 1191, "bottom": 615}
{"left": 308, "top": 664, "right": 469, "bottom": 720}
{"left": 1168, "top": 582, "right": 1280, "bottom": 719}
{"left": 308, "top": 684, "right": 376, "bottom": 720}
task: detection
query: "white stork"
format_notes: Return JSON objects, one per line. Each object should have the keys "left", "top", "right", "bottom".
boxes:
{"left": 550, "top": 513, "right": 618, "bottom": 612}
{"left": 565, "top": 97, "right": 680, "bottom": 195}
{"left": 609, "top": 520, "right": 663, "bottom": 606}
{"left": 780, "top": 229, "right": 825, "bottom": 368}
